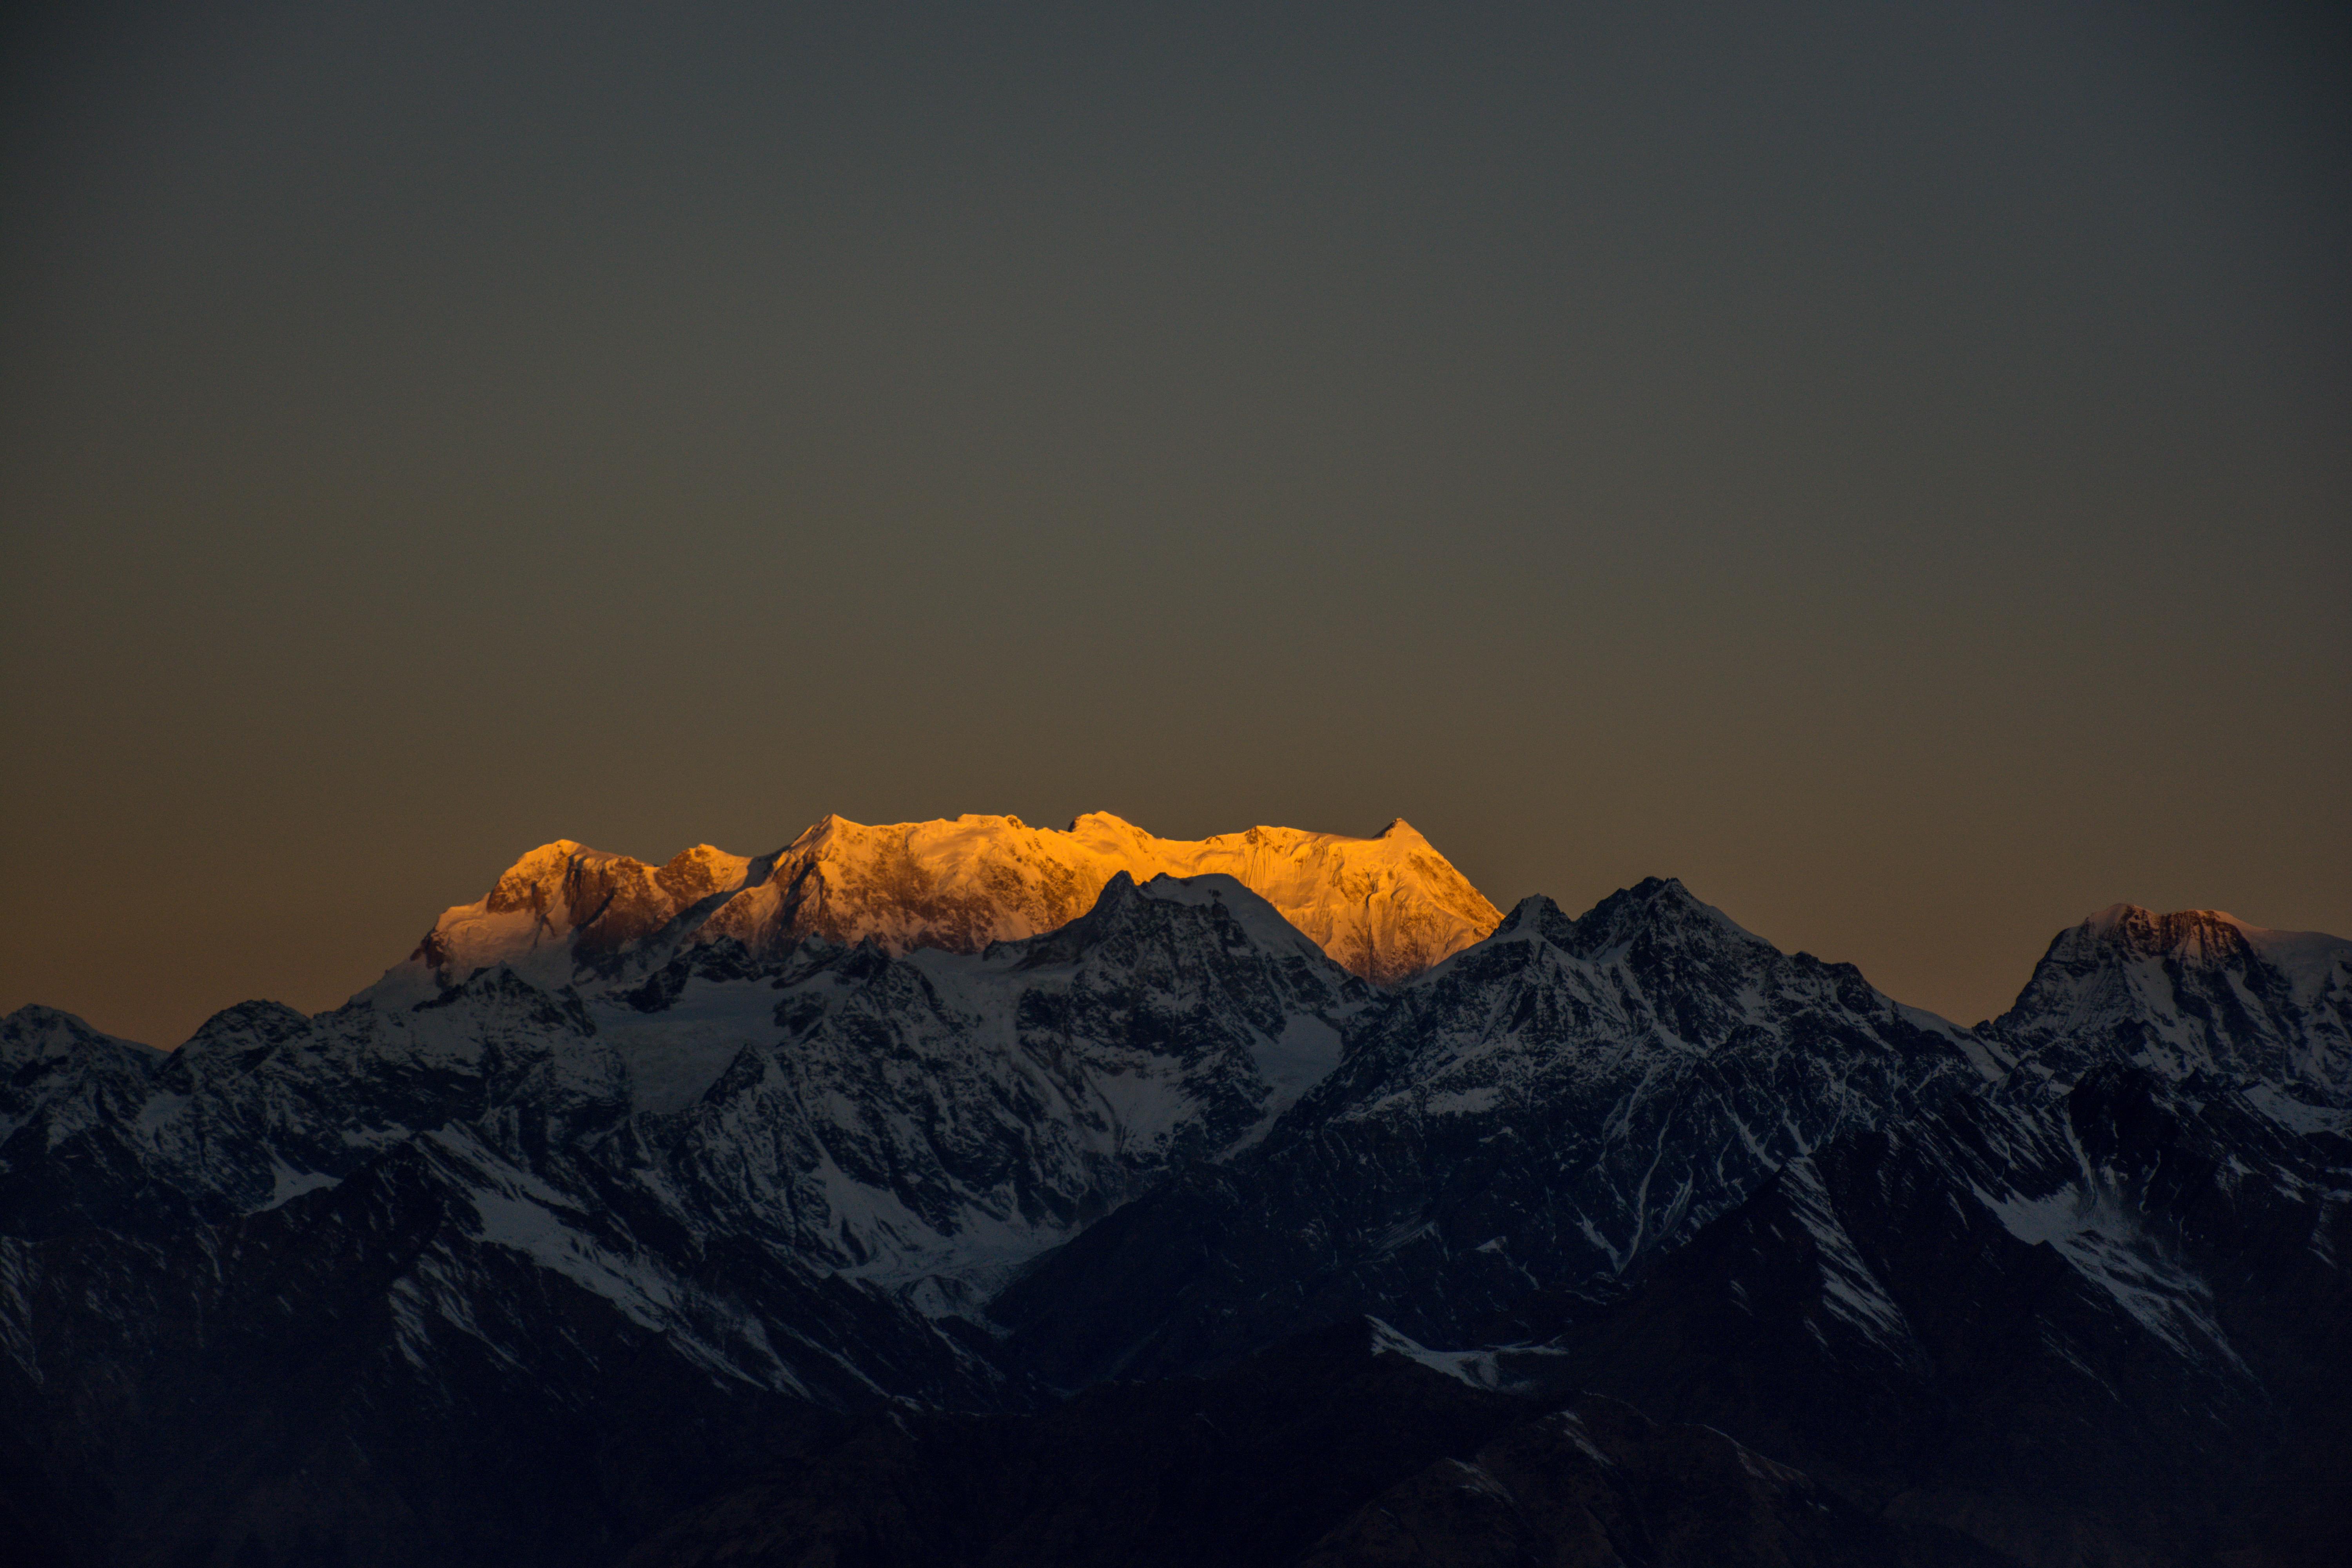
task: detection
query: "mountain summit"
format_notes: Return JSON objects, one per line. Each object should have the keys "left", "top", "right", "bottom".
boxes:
{"left": 1992, "top": 902, "right": 2351, "bottom": 1104}
{"left": 377, "top": 812, "right": 1500, "bottom": 1003}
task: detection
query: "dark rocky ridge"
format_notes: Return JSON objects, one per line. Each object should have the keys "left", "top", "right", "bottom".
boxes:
{"left": 1, "top": 874, "right": 2344, "bottom": 1566}
{"left": 991, "top": 879, "right": 1994, "bottom": 1381}
{"left": 1504, "top": 1063, "right": 2352, "bottom": 1567}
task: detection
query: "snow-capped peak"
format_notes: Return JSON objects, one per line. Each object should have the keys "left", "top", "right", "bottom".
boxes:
{"left": 365, "top": 811, "right": 1503, "bottom": 1005}
{"left": 1560, "top": 876, "right": 1762, "bottom": 960}
{"left": 1994, "top": 903, "right": 2351, "bottom": 1104}
{"left": 2074, "top": 903, "right": 2350, "bottom": 993}
{"left": 360, "top": 838, "right": 771, "bottom": 1007}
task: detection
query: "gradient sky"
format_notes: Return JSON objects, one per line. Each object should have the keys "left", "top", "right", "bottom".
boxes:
{"left": 4, "top": 1, "right": 2347, "bottom": 1048}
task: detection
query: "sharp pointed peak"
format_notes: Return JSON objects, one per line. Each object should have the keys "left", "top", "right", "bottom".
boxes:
{"left": 1565, "top": 877, "right": 1759, "bottom": 953}
{"left": 1497, "top": 893, "right": 1566, "bottom": 929}
{"left": 1053, "top": 868, "right": 1159, "bottom": 932}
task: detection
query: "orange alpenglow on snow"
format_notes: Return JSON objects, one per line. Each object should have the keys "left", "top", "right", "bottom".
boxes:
{"left": 386, "top": 813, "right": 1502, "bottom": 1001}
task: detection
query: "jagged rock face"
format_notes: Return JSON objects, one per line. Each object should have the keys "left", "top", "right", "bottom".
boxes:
{"left": 991, "top": 878, "right": 1993, "bottom": 1382}
{"left": 641, "top": 873, "right": 1370, "bottom": 1285}
{"left": 1991, "top": 902, "right": 2352, "bottom": 1106}
{"left": 0, "top": 1128, "right": 953, "bottom": 1568}
{"left": 477, "top": 840, "right": 754, "bottom": 953}
{"left": 1518, "top": 1065, "right": 2352, "bottom": 1568}
{"left": 0, "top": 873, "right": 1377, "bottom": 1566}
{"left": 0, "top": 973, "right": 628, "bottom": 1238}
{"left": 1, "top": 873, "right": 1361, "bottom": 1267}
{"left": 0, "top": 1007, "right": 162, "bottom": 1154}
{"left": 378, "top": 811, "right": 1499, "bottom": 1004}
{"left": 1, "top": 869, "right": 1363, "bottom": 1273}
{"left": 399, "top": 840, "right": 769, "bottom": 1001}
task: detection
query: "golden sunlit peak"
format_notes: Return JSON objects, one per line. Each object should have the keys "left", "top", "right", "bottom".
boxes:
{"left": 389, "top": 809, "right": 1505, "bottom": 996}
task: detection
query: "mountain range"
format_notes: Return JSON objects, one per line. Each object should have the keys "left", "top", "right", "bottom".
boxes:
{"left": 376, "top": 813, "right": 1501, "bottom": 1005}
{"left": 2, "top": 812, "right": 2345, "bottom": 1568}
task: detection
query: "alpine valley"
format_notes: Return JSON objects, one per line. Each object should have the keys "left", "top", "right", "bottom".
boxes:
{"left": 2, "top": 814, "right": 2345, "bottom": 1568}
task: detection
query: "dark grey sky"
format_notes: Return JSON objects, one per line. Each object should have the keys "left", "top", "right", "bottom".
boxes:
{"left": 4, "top": 1, "right": 2347, "bottom": 1046}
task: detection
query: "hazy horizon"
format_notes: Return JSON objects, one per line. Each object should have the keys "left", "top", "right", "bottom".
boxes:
{"left": 5, "top": 2, "right": 2347, "bottom": 1047}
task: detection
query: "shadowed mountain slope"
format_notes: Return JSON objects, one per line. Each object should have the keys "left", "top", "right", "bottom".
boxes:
{"left": 617, "top": 1319, "right": 1895, "bottom": 1568}
{"left": 2, "top": 858, "right": 2345, "bottom": 1568}
{"left": 0, "top": 874, "right": 1370, "bottom": 1566}
{"left": 991, "top": 878, "right": 1990, "bottom": 1381}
